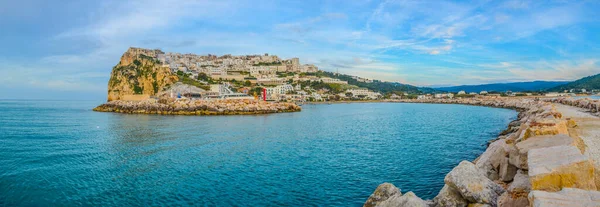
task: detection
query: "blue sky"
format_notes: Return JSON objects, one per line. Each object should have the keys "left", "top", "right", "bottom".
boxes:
{"left": 1, "top": 0, "right": 600, "bottom": 99}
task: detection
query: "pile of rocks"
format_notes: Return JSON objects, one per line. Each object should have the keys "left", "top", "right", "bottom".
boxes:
{"left": 546, "top": 97, "right": 600, "bottom": 116}
{"left": 93, "top": 98, "right": 301, "bottom": 115}
{"left": 366, "top": 98, "right": 600, "bottom": 207}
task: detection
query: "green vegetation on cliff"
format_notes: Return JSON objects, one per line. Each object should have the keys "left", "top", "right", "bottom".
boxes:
{"left": 548, "top": 73, "right": 600, "bottom": 92}
{"left": 312, "top": 71, "right": 436, "bottom": 94}
{"left": 107, "top": 48, "right": 178, "bottom": 101}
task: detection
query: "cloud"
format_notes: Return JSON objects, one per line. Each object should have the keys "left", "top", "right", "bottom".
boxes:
{"left": 507, "top": 59, "right": 600, "bottom": 81}
{"left": 1, "top": 0, "right": 599, "bottom": 96}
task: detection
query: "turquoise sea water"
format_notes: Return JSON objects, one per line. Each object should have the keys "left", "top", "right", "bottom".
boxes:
{"left": 0, "top": 100, "right": 517, "bottom": 206}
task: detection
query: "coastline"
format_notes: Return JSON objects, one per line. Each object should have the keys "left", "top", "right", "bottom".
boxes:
{"left": 364, "top": 97, "right": 600, "bottom": 207}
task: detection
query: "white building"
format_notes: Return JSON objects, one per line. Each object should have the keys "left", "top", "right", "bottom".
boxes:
{"left": 346, "top": 88, "right": 382, "bottom": 99}
{"left": 257, "top": 78, "right": 286, "bottom": 85}
{"left": 417, "top": 94, "right": 433, "bottom": 100}
{"left": 265, "top": 84, "right": 294, "bottom": 100}
{"left": 320, "top": 77, "right": 348, "bottom": 84}
{"left": 458, "top": 91, "right": 466, "bottom": 95}
{"left": 434, "top": 93, "right": 454, "bottom": 99}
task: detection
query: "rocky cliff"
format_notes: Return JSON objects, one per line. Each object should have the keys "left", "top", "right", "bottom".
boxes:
{"left": 106, "top": 47, "right": 178, "bottom": 101}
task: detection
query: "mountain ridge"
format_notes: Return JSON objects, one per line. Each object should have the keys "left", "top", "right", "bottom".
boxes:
{"left": 547, "top": 73, "right": 600, "bottom": 92}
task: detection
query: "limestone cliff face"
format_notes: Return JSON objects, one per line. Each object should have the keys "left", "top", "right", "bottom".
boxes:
{"left": 107, "top": 47, "right": 178, "bottom": 101}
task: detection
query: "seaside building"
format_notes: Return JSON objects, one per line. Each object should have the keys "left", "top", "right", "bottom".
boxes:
{"left": 346, "top": 88, "right": 382, "bottom": 99}
{"left": 209, "top": 83, "right": 253, "bottom": 100}
{"left": 264, "top": 84, "right": 294, "bottom": 101}
{"left": 257, "top": 78, "right": 286, "bottom": 85}
{"left": 434, "top": 93, "right": 454, "bottom": 99}
{"left": 319, "top": 77, "right": 348, "bottom": 84}
{"left": 417, "top": 94, "right": 433, "bottom": 100}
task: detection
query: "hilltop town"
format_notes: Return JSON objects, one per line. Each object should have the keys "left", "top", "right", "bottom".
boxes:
{"left": 110, "top": 47, "right": 384, "bottom": 102}
{"left": 106, "top": 47, "right": 599, "bottom": 105}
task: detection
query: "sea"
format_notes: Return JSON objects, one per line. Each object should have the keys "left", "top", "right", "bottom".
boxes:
{"left": 0, "top": 100, "right": 517, "bottom": 206}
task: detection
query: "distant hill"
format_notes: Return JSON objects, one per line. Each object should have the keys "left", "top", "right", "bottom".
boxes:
{"left": 320, "top": 71, "right": 437, "bottom": 94}
{"left": 547, "top": 73, "right": 600, "bottom": 92}
{"left": 435, "top": 81, "right": 569, "bottom": 93}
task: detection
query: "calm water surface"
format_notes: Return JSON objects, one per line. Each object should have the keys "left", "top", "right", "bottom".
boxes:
{"left": 0, "top": 100, "right": 517, "bottom": 206}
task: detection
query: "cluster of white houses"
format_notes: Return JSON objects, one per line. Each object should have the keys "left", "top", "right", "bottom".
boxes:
{"left": 156, "top": 50, "right": 321, "bottom": 82}
{"left": 163, "top": 81, "right": 382, "bottom": 102}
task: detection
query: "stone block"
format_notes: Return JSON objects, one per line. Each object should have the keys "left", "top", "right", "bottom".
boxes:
{"left": 528, "top": 188, "right": 600, "bottom": 207}
{"left": 528, "top": 145, "right": 596, "bottom": 191}
{"left": 508, "top": 134, "right": 576, "bottom": 169}
{"left": 445, "top": 161, "right": 505, "bottom": 205}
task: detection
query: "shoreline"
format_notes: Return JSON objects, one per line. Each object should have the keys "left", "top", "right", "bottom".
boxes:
{"left": 364, "top": 97, "right": 600, "bottom": 207}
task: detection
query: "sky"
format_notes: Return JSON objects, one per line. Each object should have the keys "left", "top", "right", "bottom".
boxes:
{"left": 1, "top": 0, "right": 600, "bottom": 100}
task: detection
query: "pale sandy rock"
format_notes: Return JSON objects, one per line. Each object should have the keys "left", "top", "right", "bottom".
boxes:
{"left": 364, "top": 183, "right": 401, "bottom": 207}
{"left": 499, "top": 157, "right": 517, "bottom": 182}
{"left": 497, "top": 192, "right": 528, "bottom": 207}
{"left": 509, "top": 134, "right": 576, "bottom": 169}
{"left": 467, "top": 204, "right": 492, "bottom": 207}
{"left": 476, "top": 140, "right": 508, "bottom": 181}
{"left": 528, "top": 188, "right": 600, "bottom": 207}
{"left": 433, "top": 185, "right": 467, "bottom": 207}
{"left": 445, "top": 161, "right": 505, "bottom": 205}
{"left": 520, "top": 119, "right": 569, "bottom": 141}
{"left": 508, "top": 170, "right": 530, "bottom": 193}
{"left": 377, "top": 192, "right": 427, "bottom": 207}
{"left": 528, "top": 145, "right": 596, "bottom": 191}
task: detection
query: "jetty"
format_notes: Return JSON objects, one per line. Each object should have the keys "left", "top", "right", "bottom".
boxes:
{"left": 93, "top": 98, "right": 301, "bottom": 115}
{"left": 364, "top": 97, "right": 600, "bottom": 207}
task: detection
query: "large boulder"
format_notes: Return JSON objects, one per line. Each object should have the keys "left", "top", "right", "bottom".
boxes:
{"left": 528, "top": 188, "right": 600, "bottom": 207}
{"left": 378, "top": 192, "right": 427, "bottom": 207}
{"left": 508, "top": 170, "right": 530, "bottom": 193}
{"left": 364, "top": 183, "right": 401, "bottom": 207}
{"left": 433, "top": 185, "right": 468, "bottom": 207}
{"left": 508, "top": 134, "right": 576, "bottom": 169}
{"left": 528, "top": 145, "right": 596, "bottom": 191}
{"left": 445, "top": 161, "right": 505, "bottom": 206}
{"left": 476, "top": 140, "right": 509, "bottom": 181}
{"left": 499, "top": 157, "right": 517, "bottom": 182}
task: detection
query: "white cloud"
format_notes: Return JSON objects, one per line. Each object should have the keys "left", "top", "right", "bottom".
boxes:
{"left": 507, "top": 59, "right": 599, "bottom": 81}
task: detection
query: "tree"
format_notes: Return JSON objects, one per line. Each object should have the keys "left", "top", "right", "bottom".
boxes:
{"left": 197, "top": 72, "right": 209, "bottom": 81}
{"left": 244, "top": 80, "right": 252, "bottom": 86}
{"left": 249, "top": 87, "right": 264, "bottom": 96}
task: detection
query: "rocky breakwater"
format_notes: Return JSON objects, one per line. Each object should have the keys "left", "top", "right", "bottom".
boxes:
{"left": 546, "top": 97, "right": 600, "bottom": 116}
{"left": 365, "top": 98, "right": 600, "bottom": 207}
{"left": 93, "top": 98, "right": 301, "bottom": 115}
